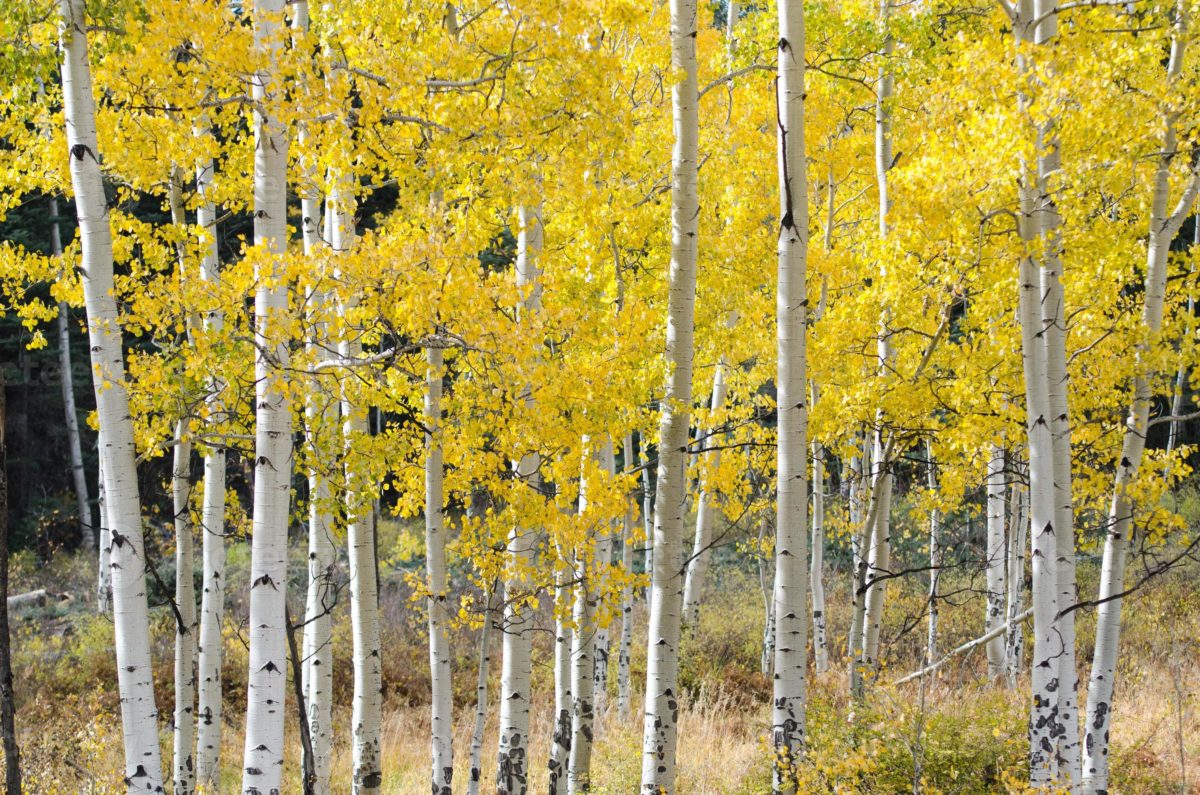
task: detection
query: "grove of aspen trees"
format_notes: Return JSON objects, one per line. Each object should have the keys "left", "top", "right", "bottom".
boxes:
{"left": 0, "top": 0, "right": 1197, "bottom": 792}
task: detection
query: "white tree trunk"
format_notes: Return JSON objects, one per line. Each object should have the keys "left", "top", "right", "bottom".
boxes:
{"left": 985, "top": 445, "right": 1008, "bottom": 681}
{"left": 194, "top": 121, "right": 228, "bottom": 791}
{"left": 772, "top": 0, "right": 810, "bottom": 786}
{"left": 241, "top": 0, "right": 294, "bottom": 790}
{"left": 58, "top": 1, "right": 163, "bottom": 788}
{"left": 617, "top": 433, "right": 635, "bottom": 716}
{"left": 569, "top": 438, "right": 597, "bottom": 795}
{"left": 1005, "top": 474, "right": 1027, "bottom": 688}
{"left": 757, "top": 515, "right": 774, "bottom": 677}
{"left": 549, "top": 548, "right": 572, "bottom": 795}
{"left": 926, "top": 445, "right": 940, "bottom": 663}
{"left": 331, "top": 192, "right": 384, "bottom": 795}
{"left": 638, "top": 0, "right": 699, "bottom": 788}
{"left": 96, "top": 440, "right": 111, "bottom": 612}
{"left": 425, "top": 346, "right": 454, "bottom": 795}
{"left": 1018, "top": 180, "right": 1062, "bottom": 788}
{"left": 637, "top": 434, "right": 654, "bottom": 582}
{"left": 56, "top": 296, "right": 92, "bottom": 549}
{"left": 861, "top": 0, "right": 895, "bottom": 677}
{"left": 810, "top": 385, "right": 828, "bottom": 674}
{"left": 1083, "top": 10, "right": 1197, "bottom": 789}
{"left": 682, "top": 359, "right": 729, "bottom": 624}
{"left": 467, "top": 586, "right": 494, "bottom": 795}
{"left": 172, "top": 423, "right": 197, "bottom": 795}
{"left": 592, "top": 440, "right": 616, "bottom": 723}
{"left": 498, "top": 203, "right": 543, "bottom": 795}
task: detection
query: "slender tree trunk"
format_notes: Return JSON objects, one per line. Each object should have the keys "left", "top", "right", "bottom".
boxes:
{"left": 638, "top": 0, "right": 699, "bottom": 786}
{"left": 194, "top": 121, "right": 228, "bottom": 790}
{"left": 617, "top": 435, "right": 635, "bottom": 717}
{"left": 1083, "top": 9, "right": 1198, "bottom": 790}
{"left": 241, "top": 0, "right": 294, "bottom": 790}
{"left": 637, "top": 433, "right": 653, "bottom": 583}
{"left": 549, "top": 546, "right": 572, "bottom": 795}
{"left": 332, "top": 192, "right": 383, "bottom": 795}
{"left": 96, "top": 439, "right": 111, "bottom": 612}
{"left": 0, "top": 377, "right": 21, "bottom": 794}
{"left": 985, "top": 445, "right": 1007, "bottom": 681}
{"left": 467, "top": 584, "right": 494, "bottom": 795}
{"left": 772, "top": 0, "right": 810, "bottom": 786}
{"left": 172, "top": 423, "right": 197, "bottom": 795}
{"left": 810, "top": 386, "right": 828, "bottom": 675}
{"left": 682, "top": 360, "right": 729, "bottom": 625}
{"left": 1017, "top": 117, "right": 1062, "bottom": 786}
{"left": 425, "top": 346, "right": 454, "bottom": 795}
{"left": 293, "top": 38, "right": 336, "bottom": 782}
{"left": 757, "top": 515, "right": 774, "bottom": 677}
{"left": 58, "top": 2, "right": 163, "bottom": 788}
{"left": 592, "top": 441, "right": 615, "bottom": 724}
{"left": 569, "top": 439, "right": 597, "bottom": 795}
{"left": 56, "top": 300, "right": 92, "bottom": 552}
{"left": 498, "top": 203, "right": 543, "bottom": 795}
{"left": 926, "top": 444, "right": 940, "bottom": 664}
{"left": 1166, "top": 218, "right": 1196, "bottom": 460}
{"left": 860, "top": 0, "right": 895, "bottom": 677}
{"left": 1005, "top": 472, "right": 1027, "bottom": 688}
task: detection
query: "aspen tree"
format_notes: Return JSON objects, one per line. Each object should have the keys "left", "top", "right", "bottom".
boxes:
{"left": 425, "top": 346, "right": 453, "bottom": 795}
{"left": 1031, "top": 0, "right": 1082, "bottom": 778}
{"left": 772, "top": 0, "right": 811, "bottom": 786}
{"left": 58, "top": 0, "right": 163, "bottom": 788}
{"left": 241, "top": 0, "right": 294, "bottom": 789}
{"left": 194, "top": 119, "right": 228, "bottom": 790}
{"left": 568, "top": 438, "right": 597, "bottom": 795}
{"left": 1083, "top": 6, "right": 1200, "bottom": 789}
{"left": 617, "top": 434, "right": 636, "bottom": 716}
{"left": 638, "top": 0, "right": 700, "bottom": 784}
{"left": 1005, "top": 474, "right": 1027, "bottom": 687}
{"left": 52, "top": 243, "right": 93, "bottom": 550}
{"left": 333, "top": 193, "right": 384, "bottom": 794}
{"left": 171, "top": 421, "right": 196, "bottom": 795}
{"left": 467, "top": 585, "right": 494, "bottom": 795}
{"left": 287, "top": 11, "right": 337, "bottom": 787}
{"left": 985, "top": 445, "right": 1007, "bottom": 680}
{"left": 498, "top": 203, "right": 543, "bottom": 795}
{"left": 861, "top": 0, "right": 897, "bottom": 675}
{"left": 810, "top": 386, "right": 829, "bottom": 675}
{"left": 926, "top": 444, "right": 939, "bottom": 663}
{"left": 591, "top": 440, "right": 616, "bottom": 723}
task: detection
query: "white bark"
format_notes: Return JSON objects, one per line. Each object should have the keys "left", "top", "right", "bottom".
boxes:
{"left": 757, "top": 515, "right": 774, "bottom": 677}
{"left": 549, "top": 547, "right": 572, "bottom": 795}
{"left": 637, "top": 434, "right": 654, "bottom": 581}
{"left": 617, "top": 432, "right": 635, "bottom": 716}
{"left": 1005, "top": 474, "right": 1027, "bottom": 688}
{"left": 592, "top": 440, "right": 615, "bottom": 723}
{"left": 332, "top": 191, "right": 384, "bottom": 794}
{"left": 58, "top": 1, "right": 163, "bottom": 788}
{"left": 467, "top": 586, "right": 494, "bottom": 795}
{"left": 194, "top": 121, "right": 228, "bottom": 791}
{"left": 1083, "top": 9, "right": 1197, "bottom": 790}
{"left": 861, "top": 0, "right": 895, "bottom": 677}
{"left": 172, "top": 423, "right": 197, "bottom": 795}
{"left": 569, "top": 439, "right": 597, "bottom": 795}
{"left": 926, "top": 445, "right": 940, "bottom": 663}
{"left": 497, "top": 203, "right": 543, "bottom": 795}
{"left": 241, "top": 0, "right": 294, "bottom": 790}
{"left": 682, "top": 359, "right": 729, "bottom": 624}
{"left": 772, "top": 0, "right": 810, "bottom": 785}
{"left": 1018, "top": 173, "right": 1062, "bottom": 788}
{"left": 985, "top": 445, "right": 1008, "bottom": 681}
{"left": 96, "top": 444, "right": 111, "bottom": 612}
{"left": 56, "top": 294, "right": 92, "bottom": 549}
{"left": 810, "top": 385, "right": 828, "bottom": 674}
{"left": 425, "top": 346, "right": 454, "bottom": 795}
{"left": 638, "top": 0, "right": 699, "bottom": 788}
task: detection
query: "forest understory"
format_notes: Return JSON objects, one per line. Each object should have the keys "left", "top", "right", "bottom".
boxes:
{"left": 4, "top": 518, "right": 1196, "bottom": 795}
